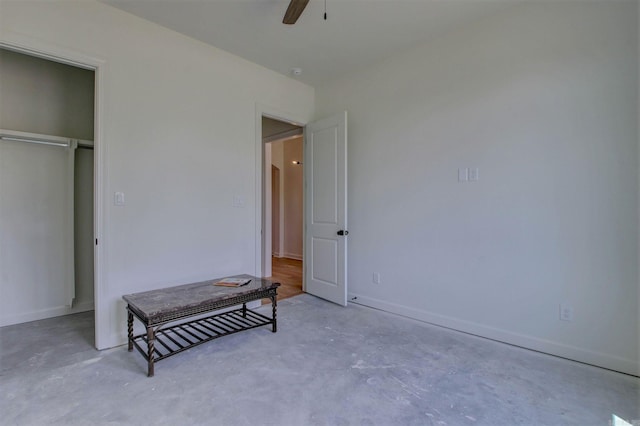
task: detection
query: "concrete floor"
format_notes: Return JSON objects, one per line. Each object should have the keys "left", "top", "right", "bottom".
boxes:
{"left": 0, "top": 294, "right": 638, "bottom": 425}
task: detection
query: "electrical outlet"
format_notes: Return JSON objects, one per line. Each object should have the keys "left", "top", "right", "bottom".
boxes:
{"left": 372, "top": 272, "right": 381, "bottom": 284}
{"left": 559, "top": 304, "right": 574, "bottom": 321}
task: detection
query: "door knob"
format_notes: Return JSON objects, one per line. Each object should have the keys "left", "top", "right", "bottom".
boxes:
{"left": 337, "top": 230, "right": 349, "bottom": 236}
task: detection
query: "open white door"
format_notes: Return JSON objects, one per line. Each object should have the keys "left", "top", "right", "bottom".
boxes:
{"left": 304, "top": 112, "right": 348, "bottom": 306}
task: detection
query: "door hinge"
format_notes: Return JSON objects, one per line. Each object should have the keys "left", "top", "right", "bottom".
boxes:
{"left": 95, "top": 238, "right": 98, "bottom": 246}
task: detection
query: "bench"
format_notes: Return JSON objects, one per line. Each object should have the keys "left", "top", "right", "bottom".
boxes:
{"left": 122, "top": 275, "right": 279, "bottom": 376}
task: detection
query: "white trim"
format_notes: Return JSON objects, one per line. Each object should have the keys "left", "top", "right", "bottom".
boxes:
{"left": 0, "top": 42, "right": 95, "bottom": 71}
{"left": 282, "top": 253, "right": 303, "bottom": 261}
{"left": 270, "top": 163, "right": 285, "bottom": 259}
{"left": 67, "top": 139, "right": 77, "bottom": 306}
{"left": 1, "top": 34, "right": 107, "bottom": 350}
{"left": 93, "top": 58, "right": 107, "bottom": 350}
{"left": 278, "top": 167, "right": 285, "bottom": 259}
{"left": 0, "top": 301, "right": 95, "bottom": 327}
{"left": 637, "top": 1, "right": 640, "bottom": 380}
{"left": 254, "top": 104, "right": 307, "bottom": 280}
{"left": 264, "top": 144, "right": 272, "bottom": 277}
{"left": 348, "top": 293, "right": 640, "bottom": 377}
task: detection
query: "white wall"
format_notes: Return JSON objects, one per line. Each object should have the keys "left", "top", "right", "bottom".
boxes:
{"left": 0, "top": 48, "right": 94, "bottom": 140}
{"left": 1, "top": 0, "right": 314, "bottom": 348}
{"left": 75, "top": 148, "right": 94, "bottom": 309}
{"left": 271, "top": 140, "right": 284, "bottom": 256}
{"left": 316, "top": 1, "right": 639, "bottom": 375}
{"left": 283, "top": 137, "right": 303, "bottom": 260}
{"left": 271, "top": 165, "right": 281, "bottom": 255}
{"left": 271, "top": 140, "right": 284, "bottom": 172}
{"left": 269, "top": 137, "right": 303, "bottom": 260}
{"left": 0, "top": 141, "right": 74, "bottom": 324}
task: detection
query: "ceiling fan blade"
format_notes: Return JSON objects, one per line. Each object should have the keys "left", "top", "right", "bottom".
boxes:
{"left": 283, "top": 0, "right": 310, "bottom": 25}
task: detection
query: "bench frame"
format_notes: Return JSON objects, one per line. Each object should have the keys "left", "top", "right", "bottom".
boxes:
{"left": 126, "top": 285, "right": 278, "bottom": 377}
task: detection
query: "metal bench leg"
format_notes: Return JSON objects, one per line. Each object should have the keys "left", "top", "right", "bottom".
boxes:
{"left": 271, "top": 295, "right": 277, "bottom": 333}
{"left": 127, "top": 311, "right": 133, "bottom": 352}
{"left": 146, "top": 326, "right": 155, "bottom": 377}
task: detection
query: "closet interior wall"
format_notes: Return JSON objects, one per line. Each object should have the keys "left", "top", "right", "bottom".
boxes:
{"left": 0, "top": 48, "right": 95, "bottom": 326}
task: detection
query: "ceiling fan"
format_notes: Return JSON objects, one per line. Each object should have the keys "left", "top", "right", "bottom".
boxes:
{"left": 282, "top": 0, "right": 310, "bottom": 25}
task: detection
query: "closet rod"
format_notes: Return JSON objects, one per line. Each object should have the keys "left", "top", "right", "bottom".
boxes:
{"left": 0, "top": 136, "right": 69, "bottom": 148}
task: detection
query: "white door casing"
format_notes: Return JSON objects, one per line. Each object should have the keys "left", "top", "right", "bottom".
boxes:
{"left": 304, "top": 112, "right": 348, "bottom": 306}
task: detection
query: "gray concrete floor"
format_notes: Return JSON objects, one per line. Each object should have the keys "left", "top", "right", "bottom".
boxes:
{"left": 0, "top": 294, "right": 638, "bottom": 425}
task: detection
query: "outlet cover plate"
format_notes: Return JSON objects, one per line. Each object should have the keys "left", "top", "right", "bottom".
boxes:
{"left": 559, "top": 304, "right": 574, "bottom": 321}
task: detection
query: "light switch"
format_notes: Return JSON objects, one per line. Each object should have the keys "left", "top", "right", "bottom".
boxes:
{"left": 458, "top": 168, "right": 468, "bottom": 182}
{"left": 232, "top": 195, "right": 245, "bottom": 208}
{"left": 469, "top": 168, "right": 479, "bottom": 181}
{"left": 114, "top": 192, "right": 125, "bottom": 206}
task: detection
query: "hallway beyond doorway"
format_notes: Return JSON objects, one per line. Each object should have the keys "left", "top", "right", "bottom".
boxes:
{"left": 267, "top": 257, "right": 303, "bottom": 302}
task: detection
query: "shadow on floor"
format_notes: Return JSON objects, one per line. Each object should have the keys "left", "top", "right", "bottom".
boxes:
{"left": 0, "top": 311, "right": 95, "bottom": 375}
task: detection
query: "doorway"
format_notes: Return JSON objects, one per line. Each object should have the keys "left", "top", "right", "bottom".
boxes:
{"left": 0, "top": 45, "right": 102, "bottom": 347}
{"left": 262, "top": 116, "right": 304, "bottom": 301}
{"left": 256, "top": 109, "right": 349, "bottom": 306}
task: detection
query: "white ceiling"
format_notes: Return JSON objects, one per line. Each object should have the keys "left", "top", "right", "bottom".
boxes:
{"left": 102, "top": 0, "right": 516, "bottom": 87}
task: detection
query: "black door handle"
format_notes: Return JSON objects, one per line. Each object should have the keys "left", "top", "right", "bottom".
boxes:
{"left": 337, "top": 230, "right": 349, "bottom": 236}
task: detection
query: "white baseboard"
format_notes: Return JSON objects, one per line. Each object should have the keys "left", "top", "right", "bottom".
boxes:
{"left": 282, "top": 252, "right": 303, "bottom": 261}
{"left": 348, "top": 292, "right": 639, "bottom": 377}
{"left": 0, "top": 301, "right": 95, "bottom": 327}
{"left": 73, "top": 300, "right": 95, "bottom": 312}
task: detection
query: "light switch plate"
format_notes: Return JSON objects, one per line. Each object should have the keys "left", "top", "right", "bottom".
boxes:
{"left": 114, "top": 192, "right": 125, "bottom": 206}
{"left": 458, "top": 168, "right": 469, "bottom": 182}
{"left": 232, "top": 195, "right": 245, "bottom": 208}
{"left": 559, "top": 304, "right": 574, "bottom": 321}
{"left": 469, "top": 168, "right": 479, "bottom": 181}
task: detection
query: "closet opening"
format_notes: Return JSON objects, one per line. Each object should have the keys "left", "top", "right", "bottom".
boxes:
{"left": 0, "top": 48, "right": 96, "bottom": 346}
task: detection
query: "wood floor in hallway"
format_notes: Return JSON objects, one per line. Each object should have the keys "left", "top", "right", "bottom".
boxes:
{"left": 267, "top": 257, "right": 303, "bottom": 302}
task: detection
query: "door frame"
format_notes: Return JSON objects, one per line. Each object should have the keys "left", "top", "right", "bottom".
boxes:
{"left": 270, "top": 164, "right": 282, "bottom": 258}
{"left": 254, "top": 104, "right": 307, "bottom": 285}
{"left": 0, "top": 34, "right": 107, "bottom": 349}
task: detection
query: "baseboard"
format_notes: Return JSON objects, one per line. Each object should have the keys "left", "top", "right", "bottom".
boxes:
{"left": 282, "top": 252, "right": 303, "bottom": 261}
{"left": 0, "top": 301, "right": 95, "bottom": 327}
{"left": 348, "top": 293, "right": 639, "bottom": 377}
{"left": 73, "top": 300, "right": 95, "bottom": 313}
